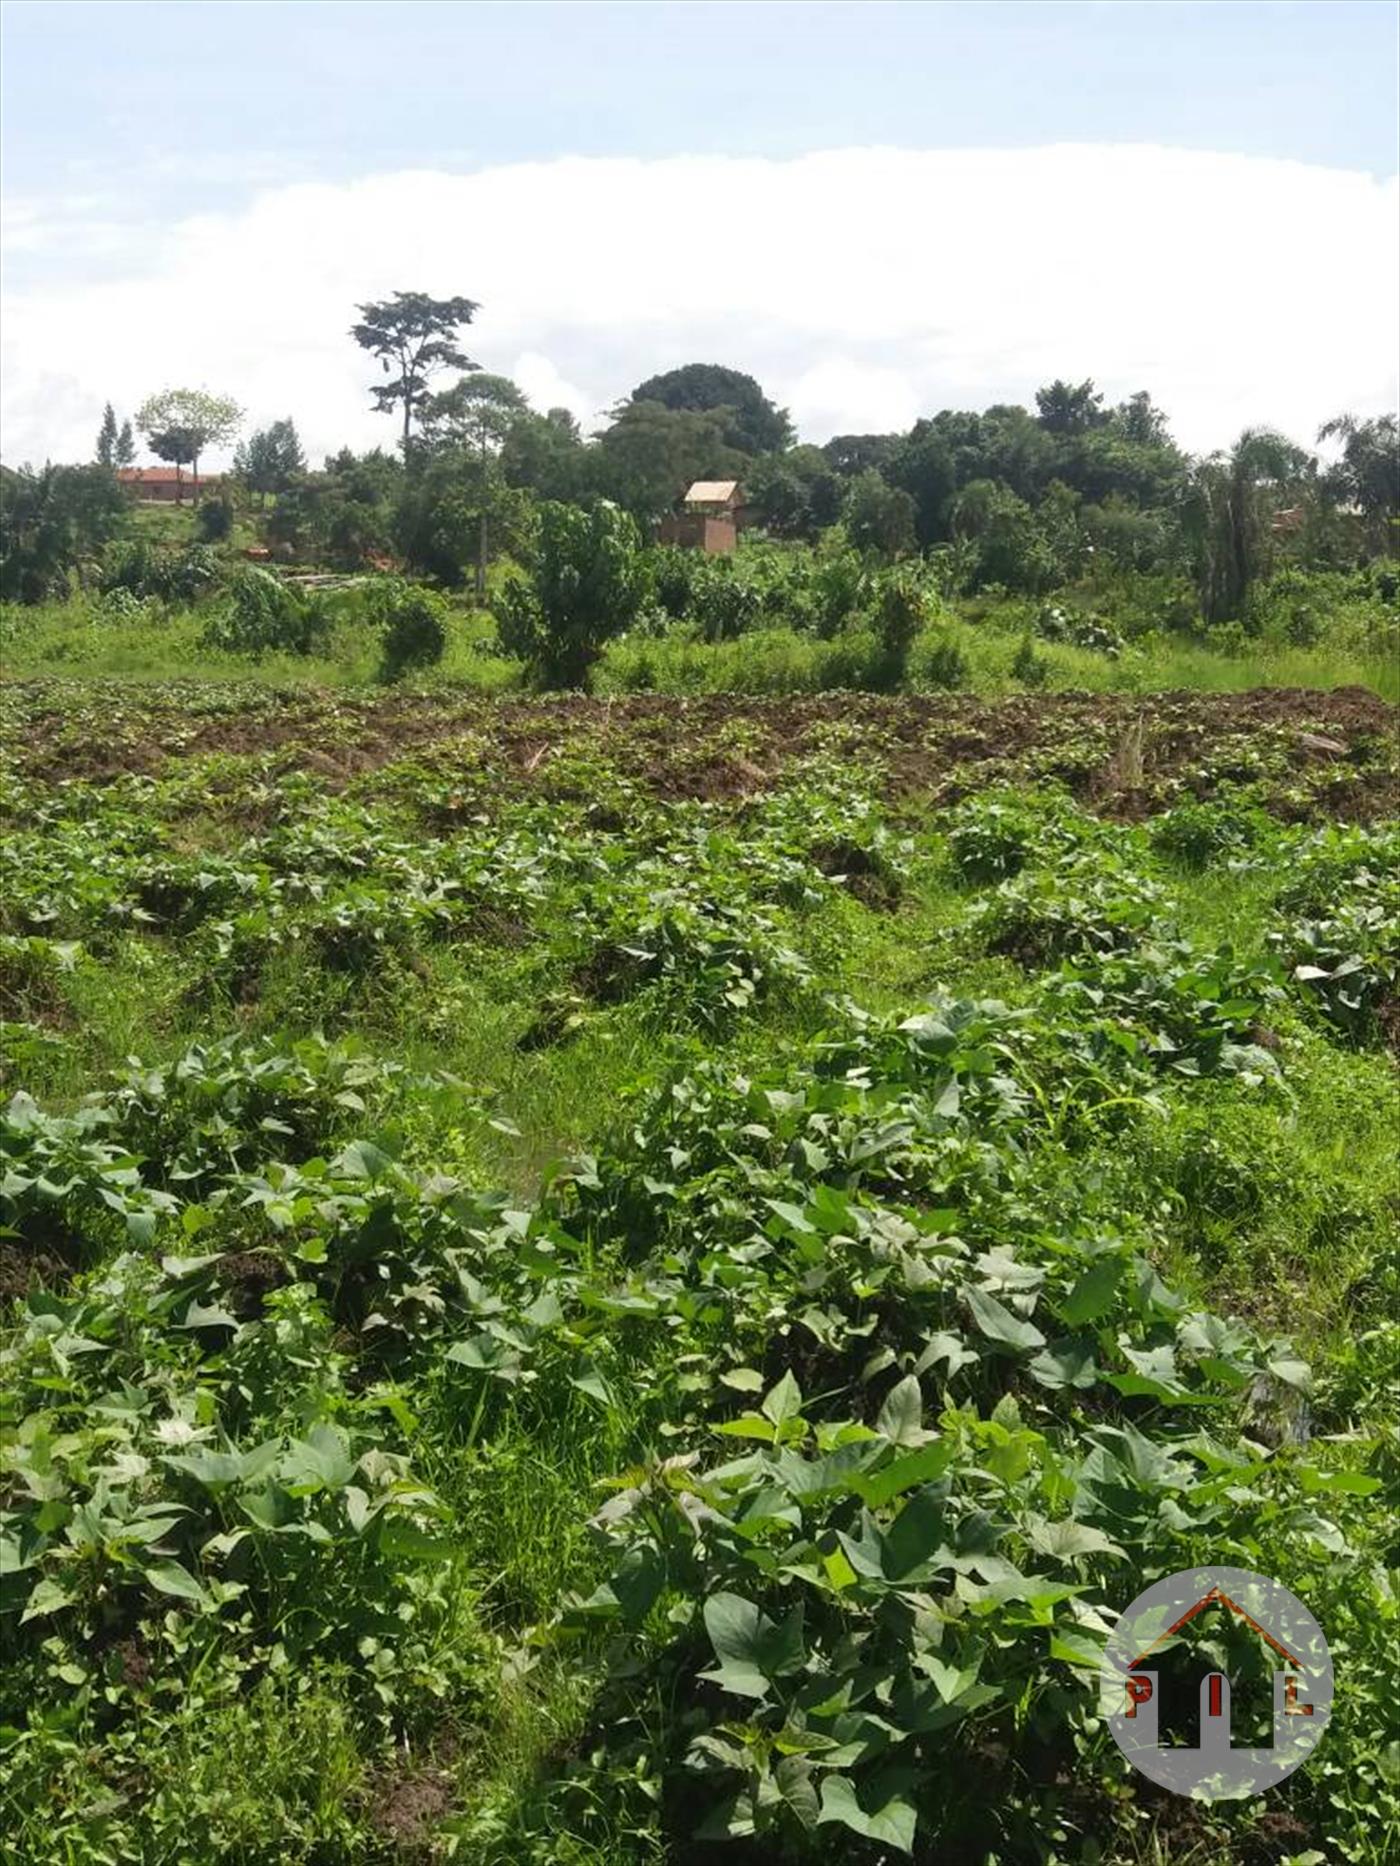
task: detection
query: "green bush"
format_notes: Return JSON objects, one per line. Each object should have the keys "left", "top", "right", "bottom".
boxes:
{"left": 0, "top": 462, "right": 127, "bottom": 603}
{"left": 375, "top": 582, "right": 447, "bottom": 683}
{"left": 202, "top": 567, "right": 329, "bottom": 657}
{"left": 196, "top": 495, "right": 235, "bottom": 543}
{"left": 498, "top": 500, "right": 651, "bottom": 688}
{"left": 1011, "top": 628, "right": 1050, "bottom": 686}
{"left": 917, "top": 633, "right": 969, "bottom": 690}
{"left": 102, "top": 539, "right": 223, "bottom": 605}
{"left": 871, "top": 570, "right": 925, "bottom": 689}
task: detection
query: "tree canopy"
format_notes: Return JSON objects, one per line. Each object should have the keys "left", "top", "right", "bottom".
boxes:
{"left": 135, "top": 389, "right": 242, "bottom": 502}
{"left": 351, "top": 291, "right": 480, "bottom": 449}
{"left": 234, "top": 419, "right": 307, "bottom": 503}
{"left": 629, "top": 363, "right": 793, "bottom": 455}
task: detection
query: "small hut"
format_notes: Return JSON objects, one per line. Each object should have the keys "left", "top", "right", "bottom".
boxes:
{"left": 657, "top": 479, "right": 743, "bottom": 553}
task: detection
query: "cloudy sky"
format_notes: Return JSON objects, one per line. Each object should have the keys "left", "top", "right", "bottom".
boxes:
{"left": 2, "top": 1, "right": 1396, "bottom": 468}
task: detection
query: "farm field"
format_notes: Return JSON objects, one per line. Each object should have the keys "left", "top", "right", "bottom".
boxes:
{"left": 1, "top": 676, "right": 1397, "bottom": 1865}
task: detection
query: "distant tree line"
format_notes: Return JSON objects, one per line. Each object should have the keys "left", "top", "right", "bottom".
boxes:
{"left": 2, "top": 284, "right": 1396, "bottom": 620}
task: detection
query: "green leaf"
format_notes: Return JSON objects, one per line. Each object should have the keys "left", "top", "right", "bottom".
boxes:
{"left": 818, "top": 1774, "right": 916, "bottom": 1853}
{"left": 917, "top": 1331, "right": 980, "bottom": 1379}
{"left": 20, "top": 1577, "right": 74, "bottom": 1622}
{"left": 281, "top": 1424, "right": 355, "bottom": 1493}
{"left": 1025, "top": 1516, "right": 1125, "bottom": 1563}
{"left": 766, "top": 1198, "right": 817, "bottom": 1235}
{"left": 1295, "top": 1466, "right": 1382, "bottom": 1497}
{"left": 568, "top": 1369, "right": 616, "bottom": 1408}
{"left": 854, "top": 1442, "right": 953, "bottom": 1510}
{"left": 1050, "top": 1628, "right": 1105, "bottom": 1668}
{"left": 714, "top": 1413, "right": 777, "bottom": 1443}
{"left": 876, "top": 1373, "right": 932, "bottom": 1447}
{"left": 1059, "top": 1255, "right": 1125, "bottom": 1326}
{"left": 375, "top": 1519, "right": 451, "bottom": 1563}
{"left": 882, "top": 1486, "right": 951, "bottom": 1582}
{"left": 1029, "top": 1337, "right": 1100, "bottom": 1390}
{"left": 609, "top": 1545, "right": 665, "bottom": 1626}
{"left": 334, "top": 1139, "right": 393, "bottom": 1180}
{"left": 701, "top": 1591, "right": 804, "bottom": 1699}
{"left": 719, "top": 1367, "right": 765, "bottom": 1393}
{"left": 966, "top": 1287, "right": 1044, "bottom": 1352}
{"left": 760, "top": 1370, "right": 804, "bottom": 1432}
{"left": 774, "top": 1755, "right": 820, "bottom": 1831}
{"left": 165, "top": 1447, "right": 247, "bottom": 1488}
{"left": 143, "top": 1560, "right": 208, "bottom": 1606}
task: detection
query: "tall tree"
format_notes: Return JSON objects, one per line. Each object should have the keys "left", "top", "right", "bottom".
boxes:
{"left": 501, "top": 406, "right": 588, "bottom": 504}
{"left": 350, "top": 291, "right": 480, "bottom": 450}
{"left": 843, "top": 470, "right": 916, "bottom": 558}
{"left": 628, "top": 363, "right": 792, "bottom": 455}
{"left": 95, "top": 403, "right": 118, "bottom": 468}
{"left": 0, "top": 463, "right": 128, "bottom": 603}
{"left": 234, "top": 418, "right": 307, "bottom": 505}
{"left": 422, "top": 372, "right": 526, "bottom": 459}
{"left": 115, "top": 420, "right": 136, "bottom": 468}
{"left": 822, "top": 433, "right": 901, "bottom": 478}
{"left": 145, "top": 427, "right": 197, "bottom": 504}
{"left": 135, "top": 389, "right": 242, "bottom": 502}
{"left": 421, "top": 373, "right": 528, "bottom": 595}
{"left": 592, "top": 400, "right": 742, "bottom": 525}
{"left": 1185, "top": 427, "right": 1312, "bottom": 622}
{"left": 1318, "top": 413, "right": 1400, "bottom": 554}
{"left": 744, "top": 445, "right": 843, "bottom": 538}
{"left": 1034, "top": 379, "right": 1108, "bottom": 436}
{"left": 1114, "top": 391, "right": 1172, "bottom": 448}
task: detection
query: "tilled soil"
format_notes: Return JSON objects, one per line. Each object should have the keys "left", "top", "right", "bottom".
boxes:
{"left": 3, "top": 682, "right": 1395, "bottom": 820}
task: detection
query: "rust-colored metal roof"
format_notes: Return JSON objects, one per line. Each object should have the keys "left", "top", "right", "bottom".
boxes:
{"left": 117, "top": 467, "right": 220, "bottom": 484}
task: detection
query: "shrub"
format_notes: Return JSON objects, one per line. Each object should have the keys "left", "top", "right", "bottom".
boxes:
{"left": 203, "top": 567, "right": 329, "bottom": 657}
{"left": 98, "top": 585, "right": 159, "bottom": 623}
{"left": 102, "top": 539, "right": 223, "bottom": 605}
{"left": 919, "top": 634, "right": 968, "bottom": 691}
{"left": 651, "top": 545, "right": 700, "bottom": 621}
{"left": 196, "top": 494, "right": 235, "bottom": 543}
{"left": 498, "top": 500, "right": 651, "bottom": 688}
{"left": 1036, "top": 602, "right": 1123, "bottom": 655}
{"left": 0, "top": 462, "right": 127, "bottom": 603}
{"left": 1012, "top": 629, "right": 1050, "bottom": 687}
{"left": 375, "top": 583, "right": 447, "bottom": 683}
{"left": 809, "top": 547, "right": 867, "bottom": 637}
{"left": 691, "top": 559, "right": 764, "bottom": 642}
{"left": 1149, "top": 798, "right": 1271, "bottom": 870}
{"left": 871, "top": 571, "right": 925, "bottom": 689}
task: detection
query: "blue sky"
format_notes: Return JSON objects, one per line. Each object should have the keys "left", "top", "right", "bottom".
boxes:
{"left": 2, "top": 2, "right": 1396, "bottom": 462}
{"left": 5, "top": 0, "right": 1397, "bottom": 201}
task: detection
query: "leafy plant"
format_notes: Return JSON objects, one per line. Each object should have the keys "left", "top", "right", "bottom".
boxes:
{"left": 374, "top": 581, "right": 447, "bottom": 683}
{"left": 498, "top": 500, "right": 651, "bottom": 688}
{"left": 203, "top": 568, "right": 330, "bottom": 657}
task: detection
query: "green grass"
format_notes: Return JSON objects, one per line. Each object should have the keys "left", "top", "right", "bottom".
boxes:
{"left": 0, "top": 599, "right": 515, "bottom": 689}
{"left": 4, "top": 583, "right": 1394, "bottom": 699}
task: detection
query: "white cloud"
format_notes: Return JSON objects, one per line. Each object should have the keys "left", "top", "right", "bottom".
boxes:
{"left": 2, "top": 145, "right": 1395, "bottom": 468}
{"left": 508, "top": 350, "right": 595, "bottom": 427}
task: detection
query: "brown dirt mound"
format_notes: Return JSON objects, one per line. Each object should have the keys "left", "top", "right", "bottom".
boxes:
{"left": 5, "top": 685, "right": 1396, "bottom": 822}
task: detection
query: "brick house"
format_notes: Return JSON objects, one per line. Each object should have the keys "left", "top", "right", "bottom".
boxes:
{"left": 116, "top": 467, "right": 223, "bottom": 504}
{"left": 656, "top": 479, "right": 744, "bottom": 553}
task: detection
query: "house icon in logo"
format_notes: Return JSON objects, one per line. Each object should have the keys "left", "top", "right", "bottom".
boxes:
{"left": 1103, "top": 1565, "right": 1333, "bottom": 1800}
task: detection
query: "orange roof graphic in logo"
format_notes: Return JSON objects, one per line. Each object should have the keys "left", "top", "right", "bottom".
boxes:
{"left": 1128, "top": 1585, "right": 1305, "bottom": 1673}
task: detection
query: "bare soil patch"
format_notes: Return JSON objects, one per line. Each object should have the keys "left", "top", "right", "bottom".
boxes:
{"left": 6, "top": 684, "right": 1395, "bottom": 823}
